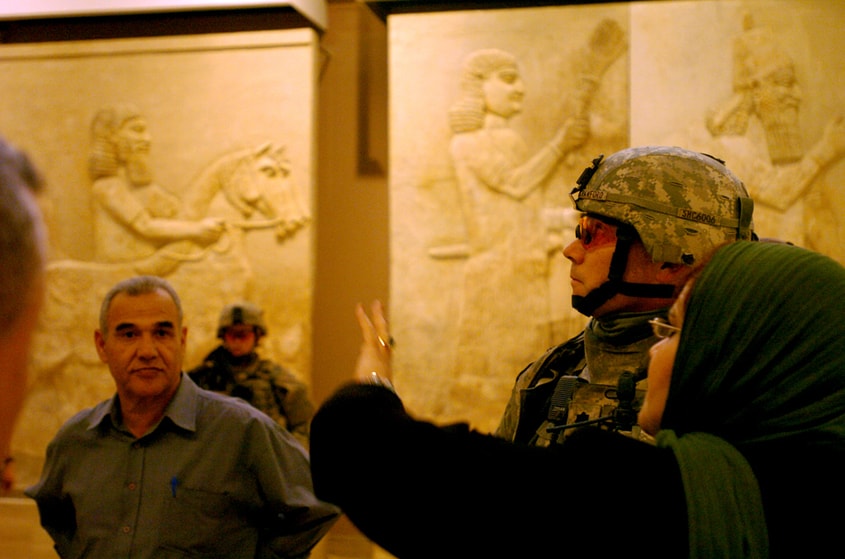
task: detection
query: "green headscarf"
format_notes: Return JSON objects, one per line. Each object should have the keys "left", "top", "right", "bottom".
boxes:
{"left": 658, "top": 241, "right": 845, "bottom": 558}
{"left": 666, "top": 241, "right": 845, "bottom": 442}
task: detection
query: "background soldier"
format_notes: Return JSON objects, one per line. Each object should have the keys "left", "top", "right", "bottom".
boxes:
{"left": 189, "top": 301, "right": 314, "bottom": 447}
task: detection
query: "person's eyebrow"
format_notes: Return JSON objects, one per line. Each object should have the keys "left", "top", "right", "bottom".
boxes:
{"left": 113, "top": 320, "right": 176, "bottom": 332}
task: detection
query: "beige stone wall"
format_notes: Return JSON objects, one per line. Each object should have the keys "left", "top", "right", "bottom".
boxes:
{"left": 388, "top": 4, "right": 629, "bottom": 433}
{"left": 633, "top": 0, "right": 845, "bottom": 259}
{"left": 387, "top": 0, "right": 845, "bottom": 435}
{"left": 0, "top": 0, "right": 845, "bottom": 556}
{"left": 0, "top": 5, "right": 382, "bottom": 557}
{"left": 0, "top": 28, "right": 320, "bottom": 489}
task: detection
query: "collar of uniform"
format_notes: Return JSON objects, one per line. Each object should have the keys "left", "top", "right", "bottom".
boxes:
{"left": 588, "top": 308, "right": 668, "bottom": 345}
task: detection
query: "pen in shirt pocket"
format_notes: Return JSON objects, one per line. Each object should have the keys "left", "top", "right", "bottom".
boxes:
{"left": 171, "top": 476, "right": 179, "bottom": 497}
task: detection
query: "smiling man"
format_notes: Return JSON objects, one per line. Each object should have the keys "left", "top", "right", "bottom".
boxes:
{"left": 26, "top": 275, "right": 338, "bottom": 559}
{"left": 496, "top": 145, "right": 756, "bottom": 446}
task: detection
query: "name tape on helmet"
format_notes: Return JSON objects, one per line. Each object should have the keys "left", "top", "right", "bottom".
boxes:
{"left": 677, "top": 208, "right": 717, "bottom": 226}
{"left": 576, "top": 190, "right": 607, "bottom": 201}
{"left": 577, "top": 191, "right": 740, "bottom": 229}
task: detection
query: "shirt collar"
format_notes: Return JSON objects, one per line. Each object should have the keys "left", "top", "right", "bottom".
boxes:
{"left": 165, "top": 373, "right": 200, "bottom": 432}
{"left": 84, "top": 373, "right": 200, "bottom": 434}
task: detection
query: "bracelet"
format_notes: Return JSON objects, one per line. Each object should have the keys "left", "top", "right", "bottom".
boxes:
{"left": 363, "top": 371, "right": 396, "bottom": 393}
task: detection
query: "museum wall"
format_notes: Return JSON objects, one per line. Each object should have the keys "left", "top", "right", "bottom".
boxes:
{"left": 0, "top": 2, "right": 388, "bottom": 558}
{"left": 0, "top": 26, "right": 322, "bottom": 493}
{"left": 384, "top": 0, "right": 845, "bottom": 438}
{"left": 2, "top": 1, "right": 845, "bottom": 558}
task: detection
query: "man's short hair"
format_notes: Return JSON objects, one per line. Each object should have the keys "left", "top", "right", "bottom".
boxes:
{"left": 99, "top": 275, "right": 184, "bottom": 335}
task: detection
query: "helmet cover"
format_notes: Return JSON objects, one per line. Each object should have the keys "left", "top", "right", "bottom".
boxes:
{"left": 570, "top": 146, "right": 754, "bottom": 265}
{"left": 217, "top": 301, "right": 267, "bottom": 338}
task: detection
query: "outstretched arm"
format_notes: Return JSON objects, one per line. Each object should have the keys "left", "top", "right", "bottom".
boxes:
{"left": 310, "top": 378, "right": 687, "bottom": 557}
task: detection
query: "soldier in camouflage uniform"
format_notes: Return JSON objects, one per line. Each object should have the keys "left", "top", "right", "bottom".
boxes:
{"left": 496, "top": 146, "right": 755, "bottom": 446}
{"left": 188, "top": 302, "right": 314, "bottom": 447}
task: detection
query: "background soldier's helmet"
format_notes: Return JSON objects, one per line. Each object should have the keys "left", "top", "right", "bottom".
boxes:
{"left": 217, "top": 301, "right": 268, "bottom": 338}
{"left": 570, "top": 146, "right": 755, "bottom": 265}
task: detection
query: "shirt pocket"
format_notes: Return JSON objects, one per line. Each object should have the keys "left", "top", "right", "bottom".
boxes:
{"left": 159, "top": 485, "right": 255, "bottom": 558}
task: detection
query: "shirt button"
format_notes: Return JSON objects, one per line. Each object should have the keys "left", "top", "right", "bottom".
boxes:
{"left": 127, "top": 482, "right": 137, "bottom": 491}
{"left": 122, "top": 526, "right": 131, "bottom": 534}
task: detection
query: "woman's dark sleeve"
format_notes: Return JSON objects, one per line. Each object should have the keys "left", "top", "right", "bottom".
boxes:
{"left": 310, "top": 383, "right": 688, "bottom": 558}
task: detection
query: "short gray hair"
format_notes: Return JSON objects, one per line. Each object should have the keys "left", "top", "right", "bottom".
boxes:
{"left": 99, "top": 275, "right": 183, "bottom": 335}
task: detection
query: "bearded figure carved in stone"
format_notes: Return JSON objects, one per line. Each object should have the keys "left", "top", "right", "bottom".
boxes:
{"left": 88, "top": 104, "right": 225, "bottom": 274}
{"left": 439, "top": 19, "right": 626, "bottom": 429}
{"left": 682, "top": 14, "right": 845, "bottom": 262}
{"left": 88, "top": 103, "right": 310, "bottom": 276}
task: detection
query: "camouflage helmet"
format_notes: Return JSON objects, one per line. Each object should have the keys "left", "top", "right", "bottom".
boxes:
{"left": 570, "top": 146, "right": 754, "bottom": 265}
{"left": 217, "top": 301, "right": 267, "bottom": 338}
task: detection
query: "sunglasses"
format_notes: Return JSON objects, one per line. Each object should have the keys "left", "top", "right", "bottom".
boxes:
{"left": 575, "top": 215, "right": 618, "bottom": 251}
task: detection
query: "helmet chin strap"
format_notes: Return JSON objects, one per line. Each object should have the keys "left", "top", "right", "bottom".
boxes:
{"left": 571, "top": 226, "right": 676, "bottom": 317}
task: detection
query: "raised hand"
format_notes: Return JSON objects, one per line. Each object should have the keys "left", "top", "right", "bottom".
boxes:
{"left": 353, "top": 300, "right": 394, "bottom": 384}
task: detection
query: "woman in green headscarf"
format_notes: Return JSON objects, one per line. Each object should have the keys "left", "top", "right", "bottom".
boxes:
{"left": 311, "top": 240, "right": 845, "bottom": 558}
{"left": 642, "top": 240, "right": 845, "bottom": 558}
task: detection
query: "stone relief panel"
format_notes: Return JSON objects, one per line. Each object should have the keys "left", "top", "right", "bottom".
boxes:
{"left": 388, "top": 0, "right": 845, "bottom": 435}
{"left": 632, "top": 0, "right": 845, "bottom": 263}
{"left": 0, "top": 29, "right": 318, "bottom": 487}
{"left": 388, "top": 5, "right": 629, "bottom": 433}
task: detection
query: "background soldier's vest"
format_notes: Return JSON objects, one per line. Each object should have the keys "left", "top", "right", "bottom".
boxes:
{"left": 231, "top": 363, "right": 288, "bottom": 429}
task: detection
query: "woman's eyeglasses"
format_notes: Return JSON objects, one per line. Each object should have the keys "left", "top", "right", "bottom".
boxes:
{"left": 649, "top": 317, "right": 681, "bottom": 339}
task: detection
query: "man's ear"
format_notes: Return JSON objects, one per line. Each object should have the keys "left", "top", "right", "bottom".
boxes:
{"left": 94, "top": 330, "right": 108, "bottom": 363}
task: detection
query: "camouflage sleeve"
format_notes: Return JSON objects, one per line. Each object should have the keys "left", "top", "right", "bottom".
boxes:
{"left": 268, "top": 362, "right": 315, "bottom": 447}
{"left": 494, "top": 334, "right": 587, "bottom": 444}
{"left": 186, "top": 347, "right": 231, "bottom": 392}
{"left": 494, "top": 360, "right": 537, "bottom": 442}
{"left": 187, "top": 363, "right": 211, "bottom": 388}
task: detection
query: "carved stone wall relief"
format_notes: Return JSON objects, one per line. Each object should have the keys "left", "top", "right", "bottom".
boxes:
{"left": 388, "top": 5, "right": 629, "bottom": 432}
{"left": 0, "top": 29, "right": 319, "bottom": 487}
{"left": 633, "top": 0, "right": 845, "bottom": 263}
{"left": 387, "top": 0, "right": 844, "bottom": 435}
